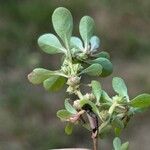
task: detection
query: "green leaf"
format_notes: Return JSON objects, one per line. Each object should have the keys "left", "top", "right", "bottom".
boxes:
{"left": 101, "top": 90, "right": 112, "bottom": 102}
{"left": 121, "top": 142, "right": 129, "bottom": 150}
{"left": 80, "top": 99, "right": 99, "bottom": 115}
{"left": 113, "top": 137, "right": 122, "bottom": 150}
{"left": 94, "top": 51, "right": 110, "bottom": 59}
{"left": 43, "top": 76, "right": 65, "bottom": 92}
{"left": 91, "top": 80, "right": 102, "bottom": 104}
{"left": 128, "top": 107, "right": 147, "bottom": 115}
{"left": 112, "top": 117, "right": 124, "bottom": 129}
{"left": 89, "top": 57, "right": 113, "bottom": 77}
{"left": 80, "top": 63, "right": 102, "bottom": 76}
{"left": 65, "top": 122, "right": 73, "bottom": 135}
{"left": 112, "top": 77, "right": 129, "bottom": 101}
{"left": 52, "top": 7, "right": 73, "bottom": 45}
{"left": 57, "top": 109, "right": 72, "bottom": 120}
{"left": 28, "top": 68, "right": 55, "bottom": 84}
{"left": 70, "top": 36, "right": 83, "bottom": 50}
{"left": 99, "top": 125, "right": 112, "bottom": 139}
{"left": 38, "top": 33, "right": 66, "bottom": 54}
{"left": 79, "top": 16, "right": 95, "bottom": 46}
{"left": 65, "top": 99, "right": 77, "bottom": 114}
{"left": 129, "top": 94, "right": 150, "bottom": 109}
{"left": 99, "top": 120, "right": 110, "bottom": 132}
{"left": 128, "top": 107, "right": 142, "bottom": 116}
{"left": 90, "top": 36, "right": 100, "bottom": 51}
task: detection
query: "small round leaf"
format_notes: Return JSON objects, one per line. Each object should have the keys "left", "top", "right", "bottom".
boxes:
{"left": 52, "top": 7, "right": 73, "bottom": 45}
{"left": 70, "top": 36, "right": 83, "bottom": 50}
{"left": 89, "top": 57, "right": 113, "bottom": 77}
{"left": 57, "top": 109, "right": 72, "bottom": 120}
{"left": 91, "top": 80, "right": 102, "bottom": 104}
{"left": 38, "top": 33, "right": 65, "bottom": 54}
{"left": 80, "top": 63, "right": 102, "bottom": 76}
{"left": 112, "top": 77, "right": 129, "bottom": 101}
{"left": 65, "top": 99, "right": 77, "bottom": 114}
{"left": 101, "top": 90, "right": 112, "bottom": 102}
{"left": 94, "top": 51, "right": 110, "bottom": 59}
{"left": 121, "top": 142, "right": 129, "bottom": 150}
{"left": 129, "top": 94, "right": 150, "bottom": 109}
{"left": 43, "top": 76, "right": 65, "bottom": 92}
{"left": 79, "top": 16, "right": 95, "bottom": 46}
{"left": 90, "top": 36, "right": 100, "bottom": 51}
{"left": 28, "top": 68, "right": 54, "bottom": 84}
{"left": 65, "top": 123, "right": 73, "bottom": 135}
{"left": 113, "top": 137, "right": 122, "bottom": 150}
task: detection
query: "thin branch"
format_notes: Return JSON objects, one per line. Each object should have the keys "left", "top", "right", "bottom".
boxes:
{"left": 93, "top": 137, "right": 98, "bottom": 150}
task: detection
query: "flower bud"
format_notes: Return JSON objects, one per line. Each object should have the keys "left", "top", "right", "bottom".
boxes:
{"left": 67, "top": 76, "right": 80, "bottom": 87}
{"left": 73, "top": 100, "right": 81, "bottom": 109}
{"left": 83, "top": 93, "right": 95, "bottom": 101}
{"left": 66, "top": 86, "right": 74, "bottom": 94}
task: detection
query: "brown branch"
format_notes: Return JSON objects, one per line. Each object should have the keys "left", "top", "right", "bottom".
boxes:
{"left": 93, "top": 137, "right": 98, "bottom": 150}
{"left": 84, "top": 112, "right": 99, "bottom": 150}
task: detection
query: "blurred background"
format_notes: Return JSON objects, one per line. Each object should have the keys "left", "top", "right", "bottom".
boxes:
{"left": 0, "top": 0, "right": 150, "bottom": 149}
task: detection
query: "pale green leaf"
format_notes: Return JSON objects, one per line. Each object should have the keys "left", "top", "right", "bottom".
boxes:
{"left": 57, "top": 109, "right": 72, "bottom": 120}
{"left": 128, "top": 107, "right": 147, "bottom": 115}
{"left": 43, "top": 76, "right": 65, "bottom": 92}
{"left": 99, "top": 125, "right": 112, "bottom": 139}
{"left": 90, "top": 36, "right": 100, "bottom": 51}
{"left": 101, "top": 90, "right": 112, "bottom": 102}
{"left": 65, "top": 122, "right": 73, "bottom": 135}
{"left": 70, "top": 36, "right": 83, "bottom": 50}
{"left": 79, "top": 16, "right": 95, "bottom": 46}
{"left": 121, "top": 142, "right": 129, "bottom": 150}
{"left": 129, "top": 94, "right": 150, "bottom": 108}
{"left": 52, "top": 7, "right": 73, "bottom": 45}
{"left": 91, "top": 80, "right": 102, "bottom": 104}
{"left": 89, "top": 57, "right": 113, "bottom": 77}
{"left": 112, "top": 117, "right": 124, "bottom": 129}
{"left": 99, "top": 120, "right": 110, "bottom": 133}
{"left": 94, "top": 51, "right": 110, "bottom": 59}
{"left": 38, "top": 33, "right": 65, "bottom": 54}
{"left": 65, "top": 99, "right": 77, "bottom": 114}
{"left": 112, "top": 77, "right": 129, "bottom": 101}
{"left": 28, "top": 68, "right": 55, "bottom": 84}
{"left": 80, "top": 63, "right": 102, "bottom": 76}
{"left": 113, "top": 137, "right": 121, "bottom": 150}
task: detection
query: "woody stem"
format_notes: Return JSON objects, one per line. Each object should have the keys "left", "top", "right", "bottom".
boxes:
{"left": 93, "top": 137, "right": 98, "bottom": 150}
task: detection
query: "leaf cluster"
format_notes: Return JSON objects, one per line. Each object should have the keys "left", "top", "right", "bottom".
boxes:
{"left": 28, "top": 7, "right": 113, "bottom": 93}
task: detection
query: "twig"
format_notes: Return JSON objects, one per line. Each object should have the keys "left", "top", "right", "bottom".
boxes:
{"left": 93, "top": 136, "right": 98, "bottom": 150}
